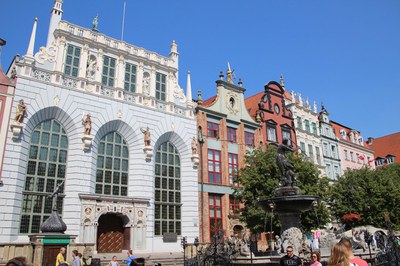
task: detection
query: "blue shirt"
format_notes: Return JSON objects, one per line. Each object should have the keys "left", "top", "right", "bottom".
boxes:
{"left": 126, "top": 255, "right": 136, "bottom": 266}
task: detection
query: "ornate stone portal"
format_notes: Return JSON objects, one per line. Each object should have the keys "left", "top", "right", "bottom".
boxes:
{"left": 79, "top": 194, "right": 149, "bottom": 252}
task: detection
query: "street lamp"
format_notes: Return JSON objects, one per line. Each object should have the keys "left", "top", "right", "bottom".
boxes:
{"left": 181, "top": 236, "right": 187, "bottom": 265}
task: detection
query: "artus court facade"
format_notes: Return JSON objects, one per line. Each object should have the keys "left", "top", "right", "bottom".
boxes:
{"left": 0, "top": 0, "right": 199, "bottom": 255}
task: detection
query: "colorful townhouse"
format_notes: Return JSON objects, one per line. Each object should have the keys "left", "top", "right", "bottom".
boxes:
{"left": 0, "top": 0, "right": 198, "bottom": 262}
{"left": 368, "top": 132, "right": 400, "bottom": 167}
{"left": 245, "top": 80, "right": 296, "bottom": 148}
{"left": 283, "top": 83, "right": 326, "bottom": 176}
{"left": 318, "top": 105, "right": 342, "bottom": 180}
{"left": 196, "top": 70, "right": 262, "bottom": 243}
{"left": 331, "top": 121, "right": 375, "bottom": 172}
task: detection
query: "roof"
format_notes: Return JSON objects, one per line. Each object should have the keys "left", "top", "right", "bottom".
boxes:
{"left": 331, "top": 120, "right": 372, "bottom": 149}
{"left": 244, "top": 91, "right": 264, "bottom": 119}
{"left": 370, "top": 132, "right": 400, "bottom": 160}
{"left": 201, "top": 95, "right": 217, "bottom": 107}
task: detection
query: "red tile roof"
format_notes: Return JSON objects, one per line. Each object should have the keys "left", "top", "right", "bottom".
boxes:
{"left": 201, "top": 95, "right": 217, "bottom": 107}
{"left": 244, "top": 91, "right": 264, "bottom": 119}
{"left": 370, "top": 132, "right": 400, "bottom": 160}
{"left": 331, "top": 120, "right": 372, "bottom": 149}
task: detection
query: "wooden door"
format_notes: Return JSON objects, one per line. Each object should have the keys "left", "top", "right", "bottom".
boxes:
{"left": 97, "top": 213, "right": 124, "bottom": 253}
{"left": 43, "top": 245, "right": 64, "bottom": 266}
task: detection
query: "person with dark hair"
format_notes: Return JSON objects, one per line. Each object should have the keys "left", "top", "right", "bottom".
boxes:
{"left": 6, "top": 257, "right": 29, "bottom": 266}
{"left": 126, "top": 250, "right": 136, "bottom": 266}
{"left": 71, "top": 250, "right": 80, "bottom": 266}
{"left": 310, "top": 251, "right": 322, "bottom": 266}
{"left": 339, "top": 238, "right": 368, "bottom": 266}
{"left": 280, "top": 246, "right": 302, "bottom": 266}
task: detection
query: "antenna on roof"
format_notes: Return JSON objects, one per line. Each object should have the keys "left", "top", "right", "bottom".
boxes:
{"left": 121, "top": 0, "right": 127, "bottom": 40}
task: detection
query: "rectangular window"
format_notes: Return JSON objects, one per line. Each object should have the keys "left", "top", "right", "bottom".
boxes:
{"left": 323, "top": 143, "right": 328, "bottom": 156}
{"left": 267, "top": 126, "right": 277, "bottom": 142}
{"left": 376, "top": 159, "right": 384, "bottom": 166}
{"left": 102, "top": 56, "right": 116, "bottom": 87}
{"left": 124, "top": 63, "right": 136, "bottom": 93}
{"left": 229, "top": 195, "right": 240, "bottom": 214}
{"left": 228, "top": 153, "right": 238, "bottom": 184}
{"left": 308, "top": 144, "right": 314, "bottom": 163}
{"left": 316, "top": 147, "right": 321, "bottom": 164}
{"left": 350, "top": 152, "right": 354, "bottom": 162}
{"left": 282, "top": 129, "right": 291, "bottom": 144}
{"left": 209, "top": 194, "right": 223, "bottom": 239}
{"left": 305, "top": 120, "right": 311, "bottom": 133}
{"left": 312, "top": 122, "right": 318, "bottom": 135}
{"left": 156, "top": 72, "right": 166, "bottom": 101}
{"left": 64, "top": 44, "right": 80, "bottom": 77}
{"left": 387, "top": 156, "right": 394, "bottom": 164}
{"left": 334, "top": 166, "right": 339, "bottom": 177}
{"left": 245, "top": 131, "right": 254, "bottom": 146}
{"left": 297, "top": 117, "right": 303, "bottom": 130}
{"left": 356, "top": 153, "right": 360, "bottom": 163}
{"left": 331, "top": 145, "right": 337, "bottom": 159}
{"left": 227, "top": 127, "right": 237, "bottom": 143}
{"left": 344, "top": 150, "right": 348, "bottom": 160}
{"left": 326, "top": 163, "right": 332, "bottom": 179}
{"left": 300, "top": 142, "right": 306, "bottom": 154}
{"left": 207, "top": 121, "right": 219, "bottom": 138}
{"left": 208, "top": 149, "right": 221, "bottom": 184}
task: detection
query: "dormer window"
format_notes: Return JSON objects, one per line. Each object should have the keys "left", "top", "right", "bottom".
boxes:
{"left": 376, "top": 158, "right": 385, "bottom": 166}
{"left": 387, "top": 156, "right": 395, "bottom": 164}
{"left": 358, "top": 137, "right": 364, "bottom": 145}
{"left": 340, "top": 129, "right": 346, "bottom": 139}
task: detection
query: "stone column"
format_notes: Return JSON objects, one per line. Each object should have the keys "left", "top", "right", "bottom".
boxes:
{"left": 136, "top": 62, "right": 143, "bottom": 94}
{"left": 79, "top": 44, "right": 89, "bottom": 78}
{"left": 95, "top": 49, "right": 104, "bottom": 84}
{"left": 55, "top": 37, "right": 67, "bottom": 73}
{"left": 116, "top": 55, "right": 125, "bottom": 90}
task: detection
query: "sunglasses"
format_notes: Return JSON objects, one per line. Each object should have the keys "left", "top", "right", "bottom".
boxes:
{"left": 311, "top": 255, "right": 317, "bottom": 258}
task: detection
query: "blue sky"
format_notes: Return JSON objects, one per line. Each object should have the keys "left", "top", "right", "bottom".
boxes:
{"left": 0, "top": 0, "right": 399, "bottom": 138}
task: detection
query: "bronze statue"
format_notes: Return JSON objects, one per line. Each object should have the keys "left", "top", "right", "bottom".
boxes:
{"left": 276, "top": 139, "right": 297, "bottom": 187}
{"left": 14, "top": 99, "right": 27, "bottom": 123}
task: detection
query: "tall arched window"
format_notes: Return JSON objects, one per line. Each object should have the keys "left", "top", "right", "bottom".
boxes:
{"left": 20, "top": 120, "right": 68, "bottom": 233}
{"left": 154, "top": 142, "right": 181, "bottom": 236}
{"left": 96, "top": 132, "right": 128, "bottom": 196}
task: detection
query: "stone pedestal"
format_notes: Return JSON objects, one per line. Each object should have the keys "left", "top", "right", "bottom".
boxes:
{"left": 82, "top": 135, "right": 93, "bottom": 152}
{"left": 10, "top": 123, "right": 23, "bottom": 141}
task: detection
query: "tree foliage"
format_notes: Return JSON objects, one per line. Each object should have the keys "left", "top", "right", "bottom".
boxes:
{"left": 233, "top": 145, "right": 331, "bottom": 234}
{"left": 330, "top": 163, "right": 400, "bottom": 230}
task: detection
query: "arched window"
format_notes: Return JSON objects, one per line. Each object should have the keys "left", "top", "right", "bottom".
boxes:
{"left": 154, "top": 142, "right": 181, "bottom": 236}
{"left": 20, "top": 120, "right": 68, "bottom": 234}
{"left": 96, "top": 132, "right": 128, "bottom": 196}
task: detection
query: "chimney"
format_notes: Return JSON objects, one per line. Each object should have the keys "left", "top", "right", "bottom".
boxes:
{"left": 367, "top": 137, "right": 374, "bottom": 145}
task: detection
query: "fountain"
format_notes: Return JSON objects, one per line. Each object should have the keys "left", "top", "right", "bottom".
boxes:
{"left": 258, "top": 139, "right": 318, "bottom": 254}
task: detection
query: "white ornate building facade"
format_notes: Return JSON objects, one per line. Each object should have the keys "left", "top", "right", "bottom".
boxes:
{"left": 284, "top": 88, "right": 326, "bottom": 177}
{"left": 0, "top": 0, "right": 198, "bottom": 255}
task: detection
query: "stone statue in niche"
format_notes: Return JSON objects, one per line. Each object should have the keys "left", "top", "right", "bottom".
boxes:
{"left": 14, "top": 99, "right": 27, "bottom": 123}
{"left": 82, "top": 113, "right": 92, "bottom": 135}
{"left": 86, "top": 55, "right": 98, "bottom": 80}
{"left": 142, "top": 72, "right": 150, "bottom": 95}
{"left": 191, "top": 137, "right": 198, "bottom": 155}
{"left": 140, "top": 127, "right": 151, "bottom": 147}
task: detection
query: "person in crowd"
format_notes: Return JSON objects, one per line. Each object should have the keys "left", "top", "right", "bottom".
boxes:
{"left": 56, "top": 247, "right": 68, "bottom": 266}
{"left": 310, "top": 251, "right": 322, "bottom": 266}
{"left": 126, "top": 250, "right": 136, "bottom": 266}
{"left": 339, "top": 238, "right": 368, "bottom": 266}
{"left": 6, "top": 257, "right": 29, "bottom": 266}
{"left": 71, "top": 250, "right": 80, "bottom": 266}
{"left": 107, "top": 256, "right": 119, "bottom": 266}
{"left": 328, "top": 242, "right": 360, "bottom": 266}
{"left": 280, "top": 245, "right": 302, "bottom": 266}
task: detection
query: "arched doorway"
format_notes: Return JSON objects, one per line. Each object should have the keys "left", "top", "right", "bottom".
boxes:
{"left": 97, "top": 213, "right": 130, "bottom": 253}
{"left": 233, "top": 225, "right": 244, "bottom": 239}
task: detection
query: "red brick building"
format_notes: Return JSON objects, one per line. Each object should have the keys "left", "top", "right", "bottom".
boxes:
{"left": 245, "top": 81, "right": 296, "bottom": 148}
{"left": 196, "top": 70, "right": 262, "bottom": 242}
{"left": 368, "top": 132, "right": 400, "bottom": 167}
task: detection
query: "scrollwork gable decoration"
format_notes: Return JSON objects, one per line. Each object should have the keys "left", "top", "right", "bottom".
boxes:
{"left": 226, "top": 91, "right": 239, "bottom": 115}
{"left": 34, "top": 45, "right": 57, "bottom": 70}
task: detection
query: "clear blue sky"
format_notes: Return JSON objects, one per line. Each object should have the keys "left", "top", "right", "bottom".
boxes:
{"left": 1, "top": 0, "right": 399, "bottom": 138}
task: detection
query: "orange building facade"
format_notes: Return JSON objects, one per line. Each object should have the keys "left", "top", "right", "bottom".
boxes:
{"left": 196, "top": 70, "right": 262, "bottom": 243}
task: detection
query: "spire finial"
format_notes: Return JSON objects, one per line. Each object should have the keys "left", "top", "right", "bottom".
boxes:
{"left": 26, "top": 17, "right": 38, "bottom": 59}
{"left": 46, "top": 0, "right": 63, "bottom": 46}
{"left": 197, "top": 89, "right": 203, "bottom": 105}
{"left": 170, "top": 40, "right": 178, "bottom": 54}
{"left": 280, "top": 74, "right": 285, "bottom": 88}
{"left": 186, "top": 71, "right": 192, "bottom": 102}
{"left": 219, "top": 71, "right": 224, "bottom": 80}
{"left": 238, "top": 78, "right": 243, "bottom": 87}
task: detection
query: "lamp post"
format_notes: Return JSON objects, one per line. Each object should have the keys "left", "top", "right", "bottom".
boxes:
{"left": 181, "top": 236, "right": 187, "bottom": 265}
{"left": 198, "top": 127, "right": 205, "bottom": 242}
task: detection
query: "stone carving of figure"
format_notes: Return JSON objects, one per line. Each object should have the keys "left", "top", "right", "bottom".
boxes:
{"left": 276, "top": 139, "right": 297, "bottom": 187}
{"left": 14, "top": 99, "right": 27, "bottom": 123}
{"left": 191, "top": 137, "right": 197, "bottom": 155}
{"left": 82, "top": 113, "right": 92, "bottom": 135}
{"left": 92, "top": 15, "right": 98, "bottom": 31}
{"left": 140, "top": 127, "right": 151, "bottom": 147}
{"left": 275, "top": 235, "right": 282, "bottom": 253}
{"left": 86, "top": 56, "right": 98, "bottom": 79}
{"left": 142, "top": 72, "right": 150, "bottom": 95}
